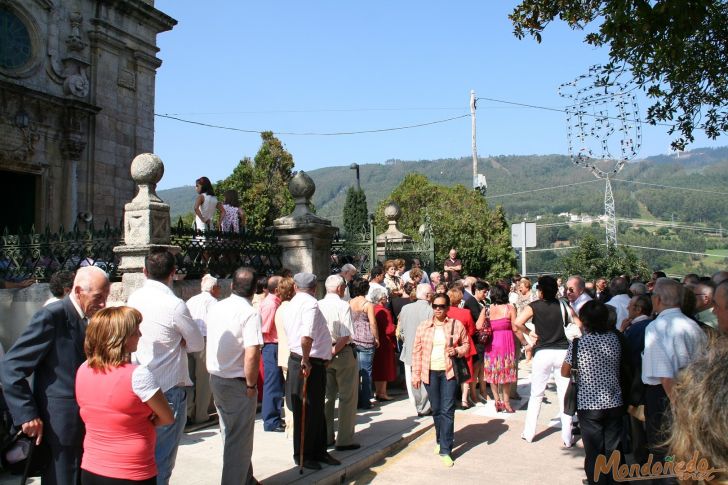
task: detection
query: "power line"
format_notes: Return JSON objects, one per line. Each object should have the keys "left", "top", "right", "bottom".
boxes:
{"left": 154, "top": 113, "right": 470, "bottom": 136}
{"left": 612, "top": 178, "right": 728, "bottom": 196}
{"left": 484, "top": 179, "right": 601, "bottom": 199}
{"left": 526, "top": 243, "right": 725, "bottom": 258}
{"left": 475, "top": 95, "right": 676, "bottom": 128}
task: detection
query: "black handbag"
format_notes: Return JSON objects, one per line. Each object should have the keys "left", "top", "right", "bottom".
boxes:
{"left": 563, "top": 337, "right": 579, "bottom": 416}
{"left": 449, "top": 320, "right": 471, "bottom": 384}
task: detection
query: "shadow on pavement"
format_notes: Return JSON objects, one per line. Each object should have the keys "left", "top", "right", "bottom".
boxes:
{"left": 452, "top": 419, "right": 509, "bottom": 459}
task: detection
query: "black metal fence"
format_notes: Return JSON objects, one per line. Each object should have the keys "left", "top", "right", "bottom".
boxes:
{"left": 0, "top": 222, "right": 123, "bottom": 282}
{"left": 0, "top": 220, "right": 283, "bottom": 283}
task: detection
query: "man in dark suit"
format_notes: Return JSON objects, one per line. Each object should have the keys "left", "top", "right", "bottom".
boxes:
{"left": 1, "top": 266, "right": 110, "bottom": 485}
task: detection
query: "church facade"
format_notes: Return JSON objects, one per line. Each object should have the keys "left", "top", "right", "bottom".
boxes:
{"left": 0, "top": 0, "right": 175, "bottom": 231}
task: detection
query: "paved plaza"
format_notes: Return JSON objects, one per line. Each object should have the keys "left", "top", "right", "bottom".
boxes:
{"left": 1, "top": 361, "right": 586, "bottom": 485}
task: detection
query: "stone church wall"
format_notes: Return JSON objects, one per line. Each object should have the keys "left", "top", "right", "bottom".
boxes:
{"left": 0, "top": 0, "right": 175, "bottom": 230}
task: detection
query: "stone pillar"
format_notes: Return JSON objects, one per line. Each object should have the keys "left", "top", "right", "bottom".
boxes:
{"left": 273, "top": 171, "right": 338, "bottom": 296}
{"left": 376, "top": 202, "right": 412, "bottom": 259}
{"left": 112, "top": 153, "right": 179, "bottom": 302}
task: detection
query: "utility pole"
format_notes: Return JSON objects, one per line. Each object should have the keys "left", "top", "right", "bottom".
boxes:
{"left": 470, "top": 90, "right": 485, "bottom": 193}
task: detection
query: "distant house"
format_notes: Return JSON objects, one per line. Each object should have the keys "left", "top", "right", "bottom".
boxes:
{"left": 0, "top": 1, "right": 176, "bottom": 232}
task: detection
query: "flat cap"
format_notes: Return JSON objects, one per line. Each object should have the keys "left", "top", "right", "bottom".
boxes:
{"left": 293, "top": 272, "right": 317, "bottom": 289}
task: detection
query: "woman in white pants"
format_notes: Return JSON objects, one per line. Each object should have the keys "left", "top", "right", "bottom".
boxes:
{"left": 514, "top": 275, "right": 581, "bottom": 447}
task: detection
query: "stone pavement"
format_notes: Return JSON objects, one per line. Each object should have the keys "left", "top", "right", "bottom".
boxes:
{"left": 0, "top": 361, "right": 587, "bottom": 485}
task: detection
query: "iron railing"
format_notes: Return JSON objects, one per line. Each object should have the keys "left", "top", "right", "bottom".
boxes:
{"left": 0, "top": 222, "right": 122, "bottom": 282}
{"left": 0, "top": 220, "right": 283, "bottom": 283}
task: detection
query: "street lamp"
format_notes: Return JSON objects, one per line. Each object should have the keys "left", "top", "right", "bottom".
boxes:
{"left": 350, "top": 163, "right": 360, "bottom": 190}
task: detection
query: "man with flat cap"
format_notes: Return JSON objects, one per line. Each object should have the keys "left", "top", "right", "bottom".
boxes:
{"left": 284, "top": 272, "right": 340, "bottom": 470}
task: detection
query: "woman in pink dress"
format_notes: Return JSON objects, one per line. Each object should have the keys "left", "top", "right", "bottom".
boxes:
{"left": 483, "top": 285, "right": 529, "bottom": 413}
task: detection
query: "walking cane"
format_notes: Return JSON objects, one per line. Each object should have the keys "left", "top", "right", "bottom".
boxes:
{"left": 299, "top": 373, "right": 309, "bottom": 475}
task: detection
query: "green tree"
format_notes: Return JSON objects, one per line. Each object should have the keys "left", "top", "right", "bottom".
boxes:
{"left": 342, "top": 187, "right": 369, "bottom": 239}
{"left": 374, "top": 174, "right": 517, "bottom": 278}
{"left": 509, "top": 0, "right": 727, "bottom": 149}
{"left": 561, "top": 233, "right": 649, "bottom": 281}
{"left": 216, "top": 131, "right": 295, "bottom": 234}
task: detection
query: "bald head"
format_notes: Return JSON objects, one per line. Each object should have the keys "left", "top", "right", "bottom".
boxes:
{"left": 73, "top": 266, "right": 110, "bottom": 317}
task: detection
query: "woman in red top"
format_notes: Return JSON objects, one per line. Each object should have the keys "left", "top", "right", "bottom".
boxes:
{"left": 372, "top": 289, "right": 397, "bottom": 401}
{"left": 76, "top": 306, "right": 173, "bottom": 485}
{"left": 446, "top": 288, "right": 477, "bottom": 409}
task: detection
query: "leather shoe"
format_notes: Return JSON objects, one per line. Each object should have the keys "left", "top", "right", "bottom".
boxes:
{"left": 293, "top": 458, "right": 322, "bottom": 470}
{"left": 335, "top": 443, "right": 361, "bottom": 451}
{"left": 317, "top": 453, "right": 341, "bottom": 466}
{"left": 267, "top": 425, "right": 285, "bottom": 433}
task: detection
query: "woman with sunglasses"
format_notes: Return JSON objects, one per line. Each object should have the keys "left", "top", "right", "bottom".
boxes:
{"left": 412, "top": 293, "right": 470, "bottom": 468}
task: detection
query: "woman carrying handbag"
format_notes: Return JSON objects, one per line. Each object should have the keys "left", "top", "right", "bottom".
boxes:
{"left": 561, "top": 301, "right": 626, "bottom": 485}
{"left": 411, "top": 293, "right": 470, "bottom": 468}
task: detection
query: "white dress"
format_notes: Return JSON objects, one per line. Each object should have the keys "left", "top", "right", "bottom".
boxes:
{"left": 195, "top": 194, "right": 218, "bottom": 231}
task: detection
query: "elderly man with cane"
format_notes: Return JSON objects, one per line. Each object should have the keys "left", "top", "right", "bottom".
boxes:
{"left": 284, "top": 272, "right": 341, "bottom": 471}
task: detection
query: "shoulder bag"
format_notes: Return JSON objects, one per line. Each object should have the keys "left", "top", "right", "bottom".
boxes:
{"left": 449, "top": 320, "right": 471, "bottom": 384}
{"left": 560, "top": 299, "right": 582, "bottom": 342}
{"left": 474, "top": 304, "right": 493, "bottom": 349}
{"left": 563, "top": 338, "right": 579, "bottom": 416}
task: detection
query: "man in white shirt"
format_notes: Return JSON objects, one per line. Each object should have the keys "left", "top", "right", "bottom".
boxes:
{"left": 566, "top": 275, "right": 592, "bottom": 313}
{"left": 185, "top": 274, "right": 220, "bottom": 424}
{"left": 128, "top": 249, "right": 204, "bottom": 485}
{"left": 206, "top": 267, "right": 263, "bottom": 485}
{"left": 605, "top": 276, "right": 631, "bottom": 330}
{"left": 284, "top": 272, "right": 339, "bottom": 470}
{"left": 319, "top": 275, "right": 359, "bottom": 451}
{"left": 642, "top": 278, "right": 706, "bottom": 468}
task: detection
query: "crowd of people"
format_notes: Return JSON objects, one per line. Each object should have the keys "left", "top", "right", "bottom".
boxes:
{"left": 1, "top": 246, "right": 727, "bottom": 484}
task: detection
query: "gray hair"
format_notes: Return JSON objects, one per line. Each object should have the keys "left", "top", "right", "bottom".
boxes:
{"left": 200, "top": 274, "right": 218, "bottom": 293}
{"left": 74, "top": 266, "right": 109, "bottom": 291}
{"left": 416, "top": 283, "right": 432, "bottom": 300}
{"left": 366, "top": 285, "right": 388, "bottom": 303}
{"left": 341, "top": 264, "right": 357, "bottom": 274}
{"left": 325, "top": 274, "right": 345, "bottom": 292}
{"left": 568, "top": 275, "right": 586, "bottom": 290}
{"left": 653, "top": 277, "right": 684, "bottom": 307}
{"left": 629, "top": 282, "right": 648, "bottom": 296}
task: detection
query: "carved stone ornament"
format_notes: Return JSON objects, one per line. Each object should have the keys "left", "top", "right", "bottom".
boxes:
{"left": 129, "top": 153, "right": 165, "bottom": 206}
{"left": 376, "top": 202, "right": 411, "bottom": 243}
{"left": 274, "top": 171, "right": 332, "bottom": 226}
{"left": 48, "top": 7, "right": 90, "bottom": 98}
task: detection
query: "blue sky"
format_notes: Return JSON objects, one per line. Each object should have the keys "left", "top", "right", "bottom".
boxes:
{"left": 153, "top": 1, "right": 723, "bottom": 190}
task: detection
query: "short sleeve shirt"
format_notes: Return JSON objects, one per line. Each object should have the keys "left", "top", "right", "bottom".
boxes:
{"left": 565, "top": 332, "right": 623, "bottom": 410}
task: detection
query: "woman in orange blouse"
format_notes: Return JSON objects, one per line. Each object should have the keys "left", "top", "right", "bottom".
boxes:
{"left": 412, "top": 293, "right": 470, "bottom": 468}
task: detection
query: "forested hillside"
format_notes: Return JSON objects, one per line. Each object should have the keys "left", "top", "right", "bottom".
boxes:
{"left": 160, "top": 146, "right": 728, "bottom": 275}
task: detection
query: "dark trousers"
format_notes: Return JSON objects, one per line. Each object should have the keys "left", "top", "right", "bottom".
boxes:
{"left": 578, "top": 406, "right": 625, "bottom": 485}
{"left": 41, "top": 398, "right": 84, "bottom": 485}
{"left": 262, "top": 344, "right": 284, "bottom": 430}
{"left": 424, "top": 370, "right": 458, "bottom": 456}
{"left": 644, "top": 385, "right": 677, "bottom": 484}
{"left": 286, "top": 355, "right": 327, "bottom": 462}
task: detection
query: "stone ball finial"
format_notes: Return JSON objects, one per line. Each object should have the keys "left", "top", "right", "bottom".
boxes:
{"left": 384, "top": 202, "right": 401, "bottom": 221}
{"left": 130, "top": 153, "right": 164, "bottom": 186}
{"left": 289, "top": 171, "right": 316, "bottom": 200}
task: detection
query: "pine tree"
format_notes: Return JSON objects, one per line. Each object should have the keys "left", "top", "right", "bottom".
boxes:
{"left": 343, "top": 187, "right": 369, "bottom": 239}
{"left": 216, "top": 131, "right": 295, "bottom": 235}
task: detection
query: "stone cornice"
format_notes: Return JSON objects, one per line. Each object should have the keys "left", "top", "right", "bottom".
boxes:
{"left": 98, "top": 0, "right": 177, "bottom": 34}
{"left": 0, "top": 79, "right": 101, "bottom": 115}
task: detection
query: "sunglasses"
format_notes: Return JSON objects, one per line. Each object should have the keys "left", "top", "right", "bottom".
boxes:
{"left": 567, "top": 287, "right": 576, "bottom": 292}
{"left": 432, "top": 304, "right": 448, "bottom": 310}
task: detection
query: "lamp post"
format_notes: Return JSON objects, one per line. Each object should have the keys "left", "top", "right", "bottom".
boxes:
{"left": 350, "top": 163, "right": 360, "bottom": 190}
